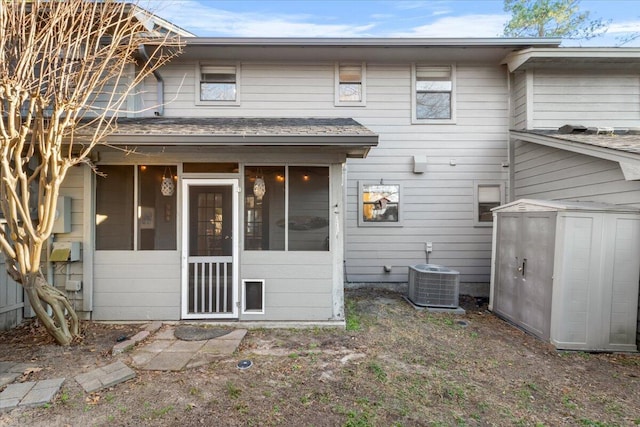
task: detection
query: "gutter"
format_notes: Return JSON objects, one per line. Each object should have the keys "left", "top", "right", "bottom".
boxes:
{"left": 138, "top": 45, "right": 164, "bottom": 116}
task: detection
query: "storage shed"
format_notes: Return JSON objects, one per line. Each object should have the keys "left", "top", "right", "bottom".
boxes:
{"left": 490, "top": 199, "right": 640, "bottom": 352}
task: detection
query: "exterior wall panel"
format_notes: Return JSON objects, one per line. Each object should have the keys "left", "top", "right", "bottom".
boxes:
{"left": 531, "top": 69, "right": 640, "bottom": 129}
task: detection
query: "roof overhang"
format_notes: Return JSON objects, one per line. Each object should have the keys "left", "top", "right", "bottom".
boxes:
{"left": 510, "top": 129, "right": 640, "bottom": 180}
{"left": 502, "top": 47, "right": 640, "bottom": 72}
{"left": 177, "top": 37, "right": 561, "bottom": 63}
{"left": 97, "top": 117, "right": 378, "bottom": 159}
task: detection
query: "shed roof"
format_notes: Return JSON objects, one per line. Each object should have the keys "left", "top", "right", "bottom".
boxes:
{"left": 492, "top": 198, "right": 640, "bottom": 214}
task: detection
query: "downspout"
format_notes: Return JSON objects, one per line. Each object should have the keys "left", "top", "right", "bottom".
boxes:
{"left": 138, "top": 45, "right": 164, "bottom": 116}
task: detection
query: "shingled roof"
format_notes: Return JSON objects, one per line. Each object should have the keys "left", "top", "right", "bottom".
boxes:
{"left": 94, "top": 117, "right": 377, "bottom": 158}
{"left": 109, "top": 117, "right": 376, "bottom": 137}
{"left": 511, "top": 129, "right": 640, "bottom": 158}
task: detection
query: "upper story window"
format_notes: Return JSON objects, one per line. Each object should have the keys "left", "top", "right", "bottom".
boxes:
{"left": 335, "top": 63, "right": 366, "bottom": 106}
{"left": 196, "top": 63, "right": 240, "bottom": 105}
{"left": 413, "top": 65, "right": 456, "bottom": 123}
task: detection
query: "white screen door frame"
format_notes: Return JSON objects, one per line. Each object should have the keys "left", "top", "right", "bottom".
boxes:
{"left": 181, "top": 178, "right": 239, "bottom": 319}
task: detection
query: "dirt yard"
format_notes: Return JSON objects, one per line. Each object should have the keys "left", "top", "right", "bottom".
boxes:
{"left": 1, "top": 288, "right": 639, "bottom": 426}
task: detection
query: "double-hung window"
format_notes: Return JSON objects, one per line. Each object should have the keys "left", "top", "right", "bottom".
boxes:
{"left": 413, "top": 65, "right": 455, "bottom": 122}
{"left": 197, "top": 64, "right": 239, "bottom": 104}
{"left": 358, "top": 182, "right": 402, "bottom": 227}
{"left": 335, "top": 63, "right": 366, "bottom": 106}
{"left": 474, "top": 182, "right": 504, "bottom": 226}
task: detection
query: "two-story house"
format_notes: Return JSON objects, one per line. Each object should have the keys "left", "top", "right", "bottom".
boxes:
{"left": 2, "top": 10, "right": 640, "bottom": 332}
{"left": 57, "top": 36, "right": 562, "bottom": 324}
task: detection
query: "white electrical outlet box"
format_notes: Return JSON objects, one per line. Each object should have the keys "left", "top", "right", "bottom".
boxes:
{"left": 426, "top": 242, "right": 433, "bottom": 253}
{"left": 65, "top": 280, "right": 82, "bottom": 292}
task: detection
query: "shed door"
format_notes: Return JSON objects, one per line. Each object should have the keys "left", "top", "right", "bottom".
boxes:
{"left": 181, "top": 179, "right": 239, "bottom": 319}
{"left": 494, "top": 212, "right": 555, "bottom": 340}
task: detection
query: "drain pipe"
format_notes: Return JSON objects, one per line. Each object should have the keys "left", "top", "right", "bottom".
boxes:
{"left": 138, "top": 45, "right": 164, "bottom": 116}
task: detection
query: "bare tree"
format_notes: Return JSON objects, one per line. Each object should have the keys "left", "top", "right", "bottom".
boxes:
{"left": 0, "top": 0, "right": 181, "bottom": 345}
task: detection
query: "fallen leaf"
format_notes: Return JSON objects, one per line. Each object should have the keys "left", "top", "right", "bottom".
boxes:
{"left": 85, "top": 395, "right": 101, "bottom": 405}
{"left": 23, "top": 367, "right": 42, "bottom": 375}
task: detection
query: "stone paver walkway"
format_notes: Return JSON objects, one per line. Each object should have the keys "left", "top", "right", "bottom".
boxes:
{"left": 74, "top": 361, "right": 136, "bottom": 393}
{"left": 0, "top": 378, "right": 65, "bottom": 410}
{"left": 0, "top": 362, "right": 39, "bottom": 388}
{"left": 131, "top": 326, "right": 247, "bottom": 371}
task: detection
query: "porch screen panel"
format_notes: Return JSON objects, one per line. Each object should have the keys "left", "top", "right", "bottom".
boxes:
{"left": 288, "top": 166, "right": 330, "bottom": 251}
{"left": 138, "top": 165, "right": 177, "bottom": 250}
{"left": 96, "top": 165, "right": 134, "bottom": 250}
{"left": 244, "top": 166, "right": 285, "bottom": 250}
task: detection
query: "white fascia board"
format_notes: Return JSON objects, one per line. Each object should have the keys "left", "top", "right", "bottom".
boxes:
{"left": 503, "top": 47, "right": 640, "bottom": 72}
{"left": 185, "top": 37, "right": 561, "bottom": 48}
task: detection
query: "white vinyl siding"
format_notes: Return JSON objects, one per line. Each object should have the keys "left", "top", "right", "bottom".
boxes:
{"left": 513, "top": 140, "right": 640, "bottom": 208}
{"left": 511, "top": 71, "right": 528, "bottom": 129}
{"left": 531, "top": 69, "right": 640, "bottom": 129}
{"left": 93, "top": 251, "right": 181, "bottom": 320}
{"left": 136, "top": 62, "right": 509, "bottom": 285}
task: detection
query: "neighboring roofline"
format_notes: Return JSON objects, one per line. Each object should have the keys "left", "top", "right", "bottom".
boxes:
{"left": 502, "top": 47, "right": 640, "bottom": 72}
{"left": 510, "top": 129, "right": 640, "bottom": 163}
{"left": 127, "top": 3, "right": 195, "bottom": 37}
{"left": 183, "top": 37, "right": 561, "bottom": 48}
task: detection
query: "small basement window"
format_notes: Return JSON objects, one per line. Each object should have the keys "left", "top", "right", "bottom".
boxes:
{"left": 242, "top": 280, "right": 264, "bottom": 314}
{"left": 474, "top": 182, "right": 504, "bottom": 226}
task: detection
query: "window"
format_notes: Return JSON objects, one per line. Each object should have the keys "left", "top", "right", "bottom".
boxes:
{"left": 335, "top": 63, "right": 366, "bottom": 105}
{"left": 242, "top": 280, "right": 264, "bottom": 314}
{"left": 244, "top": 166, "right": 330, "bottom": 251}
{"left": 413, "top": 65, "right": 455, "bottom": 122}
{"left": 474, "top": 182, "right": 504, "bottom": 226}
{"left": 96, "top": 165, "right": 177, "bottom": 250}
{"left": 197, "top": 64, "right": 240, "bottom": 104}
{"left": 358, "top": 182, "right": 402, "bottom": 227}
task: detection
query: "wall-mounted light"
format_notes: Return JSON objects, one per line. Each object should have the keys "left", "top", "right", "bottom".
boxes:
{"left": 303, "top": 174, "right": 310, "bottom": 182}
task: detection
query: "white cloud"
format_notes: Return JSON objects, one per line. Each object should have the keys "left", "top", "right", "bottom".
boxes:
{"left": 389, "top": 14, "right": 509, "bottom": 37}
{"left": 607, "top": 20, "right": 640, "bottom": 34}
{"left": 145, "top": 0, "right": 376, "bottom": 37}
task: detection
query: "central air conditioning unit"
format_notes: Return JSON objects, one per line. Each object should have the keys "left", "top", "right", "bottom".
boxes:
{"left": 407, "top": 264, "right": 460, "bottom": 308}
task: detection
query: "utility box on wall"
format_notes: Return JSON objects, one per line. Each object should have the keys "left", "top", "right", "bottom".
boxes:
{"left": 53, "top": 196, "right": 71, "bottom": 234}
{"left": 490, "top": 199, "right": 640, "bottom": 352}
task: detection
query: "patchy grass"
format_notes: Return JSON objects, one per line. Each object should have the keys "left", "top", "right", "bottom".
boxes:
{"left": 1, "top": 289, "right": 639, "bottom": 427}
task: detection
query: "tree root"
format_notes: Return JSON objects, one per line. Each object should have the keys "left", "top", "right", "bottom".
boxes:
{"left": 23, "top": 274, "right": 80, "bottom": 346}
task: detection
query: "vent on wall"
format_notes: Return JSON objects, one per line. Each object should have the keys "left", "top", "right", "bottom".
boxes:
{"left": 407, "top": 264, "right": 460, "bottom": 308}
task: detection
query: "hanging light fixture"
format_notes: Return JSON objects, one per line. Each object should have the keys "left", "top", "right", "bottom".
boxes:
{"left": 161, "top": 166, "right": 175, "bottom": 197}
{"left": 253, "top": 170, "right": 266, "bottom": 201}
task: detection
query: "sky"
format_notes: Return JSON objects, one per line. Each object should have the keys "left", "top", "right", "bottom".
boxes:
{"left": 142, "top": 0, "right": 640, "bottom": 46}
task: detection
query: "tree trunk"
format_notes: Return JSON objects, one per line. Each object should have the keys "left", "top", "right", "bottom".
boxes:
{"left": 22, "top": 273, "right": 79, "bottom": 346}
